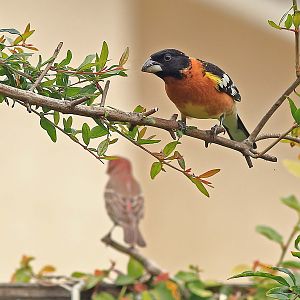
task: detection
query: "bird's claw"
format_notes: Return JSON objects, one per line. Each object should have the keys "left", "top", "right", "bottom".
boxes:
{"left": 210, "top": 124, "right": 225, "bottom": 137}
{"left": 177, "top": 120, "right": 187, "bottom": 133}
{"left": 205, "top": 125, "right": 226, "bottom": 148}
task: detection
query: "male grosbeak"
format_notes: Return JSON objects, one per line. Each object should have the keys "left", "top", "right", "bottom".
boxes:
{"left": 142, "top": 49, "right": 255, "bottom": 147}
{"left": 104, "top": 157, "right": 146, "bottom": 247}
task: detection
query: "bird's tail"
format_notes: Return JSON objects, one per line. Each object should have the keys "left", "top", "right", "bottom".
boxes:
{"left": 123, "top": 225, "right": 146, "bottom": 247}
{"left": 223, "top": 114, "right": 257, "bottom": 148}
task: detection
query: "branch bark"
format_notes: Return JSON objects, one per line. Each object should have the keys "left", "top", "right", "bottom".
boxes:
{"left": 101, "top": 235, "right": 162, "bottom": 276}
{"left": 0, "top": 83, "right": 277, "bottom": 164}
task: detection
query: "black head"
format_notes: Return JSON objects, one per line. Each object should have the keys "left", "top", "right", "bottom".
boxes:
{"left": 141, "top": 49, "right": 190, "bottom": 79}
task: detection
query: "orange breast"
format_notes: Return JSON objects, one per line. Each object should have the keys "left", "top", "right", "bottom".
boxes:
{"left": 164, "top": 59, "right": 235, "bottom": 119}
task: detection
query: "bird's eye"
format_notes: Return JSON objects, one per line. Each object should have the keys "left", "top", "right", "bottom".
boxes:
{"left": 164, "top": 54, "right": 172, "bottom": 61}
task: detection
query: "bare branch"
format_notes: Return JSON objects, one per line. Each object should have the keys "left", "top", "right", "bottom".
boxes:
{"left": 294, "top": 0, "right": 300, "bottom": 77}
{"left": 0, "top": 83, "right": 277, "bottom": 164}
{"left": 30, "top": 42, "right": 63, "bottom": 92}
{"left": 143, "top": 107, "right": 159, "bottom": 117}
{"left": 255, "top": 123, "right": 299, "bottom": 158}
{"left": 101, "top": 235, "right": 162, "bottom": 276}
{"left": 69, "top": 96, "right": 90, "bottom": 107}
{"left": 100, "top": 80, "right": 110, "bottom": 107}
{"left": 248, "top": 76, "right": 300, "bottom": 143}
{"left": 256, "top": 133, "right": 300, "bottom": 144}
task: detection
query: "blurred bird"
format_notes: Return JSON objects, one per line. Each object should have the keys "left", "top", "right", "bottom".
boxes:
{"left": 142, "top": 49, "right": 256, "bottom": 147}
{"left": 104, "top": 157, "right": 146, "bottom": 247}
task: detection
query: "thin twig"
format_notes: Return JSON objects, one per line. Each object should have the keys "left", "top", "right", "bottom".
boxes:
{"left": 0, "top": 83, "right": 277, "bottom": 164}
{"left": 256, "top": 133, "right": 300, "bottom": 144}
{"left": 254, "top": 123, "right": 299, "bottom": 158}
{"left": 294, "top": 0, "right": 300, "bottom": 77}
{"left": 104, "top": 119, "right": 207, "bottom": 178}
{"left": 248, "top": 76, "right": 300, "bottom": 143}
{"left": 100, "top": 80, "right": 110, "bottom": 107}
{"left": 14, "top": 99, "right": 104, "bottom": 164}
{"left": 276, "top": 217, "right": 300, "bottom": 267}
{"left": 69, "top": 96, "right": 90, "bottom": 107}
{"left": 30, "top": 42, "right": 63, "bottom": 92}
{"left": 143, "top": 107, "right": 159, "bottom": 117}
{"left": 101, "top": 235, "right": 161, "bottom": 276}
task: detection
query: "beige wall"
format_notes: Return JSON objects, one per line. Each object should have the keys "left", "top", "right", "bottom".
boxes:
{"left": 1, "top": 0, "right": 299, "bottom": 282}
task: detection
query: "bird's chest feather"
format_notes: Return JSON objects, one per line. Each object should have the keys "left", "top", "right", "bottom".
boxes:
{"left": 164, "top": 68, "right": 234, "bottom": 119}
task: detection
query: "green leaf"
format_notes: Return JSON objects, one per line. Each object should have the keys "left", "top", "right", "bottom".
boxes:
{"left": 127, "top": 257, "right": 144, "bottom": 279}
{"left": 283, "top": 160, "right": 300, "bottom": 178}
{"left": 187, "top": 176, "right": 209, "bottom": 197}
{"left": 41, "top": 79, "right": 56, "bottom": 87}
{"left": 292, "top": 251, "right": 300, "bottom": 258}
{"left": 266, "top": 286, "right": 292, "bottom": 300}
{"left": 281, "top": 260, "right": 300, "bottom": 269}
{"left": 150, "top": 161, "right": 162, "bottom": 179}
{"left": 137, "top": 138, "right": 161, "bottom": 145}
{"left": 92, "top": 292, "right": 115, "bottom": 300}
{"left": 90, "top": 125, "right": 108, "bottom": 138}
{"left": 281, "top": 195, "right": 300, "bottom": 213}
{"left": 175, "top": 271, "right": 199, "bottom": 283}
{"left": 82, "top": 123, "right": 91, "bottom": 146}
{"left": 53, "top": 111, "right": 60, "bottom": 125}
{"left": 63, "top": 116, "right": 73, "bottom": 133}
{"left": 14, "top": 267, "right": 33, "bottom": 283}
{"left": 268, "top": 20, "right": 282, "bottom": 30}
{"left": 58, "top": 50, "right": 72, "bottom": 67}
{"left": 133, "top": 105, "right": 145, "bottom": 113}
{"left": 119, "top": 47, "right": 129, "bottom": 66}
{"left": 114, "top": 274, "right": 136, "bottom": 285}
{"left": 294, "top": 10, "right": 300, "bottom": 27}
{"left": 97, "top": 41, "right": 109, "bottom": 70}
{"left": 97, "top": 139, "right": 109, "bottom": 156}
{"left": 295, "top": 234, "right": 300, "bottom": 250}
{"left": 229, "top": 271, "right": 290, "bottom": 286}
{"left": 65, "top": 87, "right": 81, "bottom": 98}
{"left": 256, "top": 225, "right": 283, "bottom": 245}
{"left": 78, "top": 54, "right": 96, "bottom": 70}
{"left": 141, "top": 291, "right": 152, "bottom": 300}
{"left": 163, "top": 141, "right": 180, "bottom": 157}
{"left": 187, "top": 281, "right": 213, "bottom": 298}
{"left": 0, "top": 28, "right": 21, "bottom": 35}
{"left": 288, "top": 98, "right": 300, "bottom": 124}
{"left": 85, "top": 274, "right": 104, "bottom": 289}
{"left": 0, "top": 94, "right": 4, "bottom": 103}
{"left": 271, "top": 266, "right": 296, "bottom": 286}
{"left": 40, "top": 117, "right": 57, "bottom": 142}
{"left": 285, "top": 14, "right": 293, "bottom": 29}
{"left": 71, "top": 271, "right": 86, "bottom": 278}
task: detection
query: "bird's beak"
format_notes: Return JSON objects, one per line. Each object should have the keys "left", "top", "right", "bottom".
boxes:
{"left": 141, "top": 58, "right": 163, "bottom": 73}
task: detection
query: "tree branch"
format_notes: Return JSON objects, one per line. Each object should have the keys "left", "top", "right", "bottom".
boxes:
{"left": 256, "top": 133, "right": 300, "bottom": 144}
{"left": 0, "top": 83, "right": 277, "bottom": 165}
{"left": 254, "top": 123, "right": 299, "bottom": 158}
{"left": 248, "top": 76, "right": 300, "bottom": 143}
{"left": 101, "top": 235, "right": 162, "bottom": 276}
{"left": 29, "top": 42, "right": 63, "bottom": 93}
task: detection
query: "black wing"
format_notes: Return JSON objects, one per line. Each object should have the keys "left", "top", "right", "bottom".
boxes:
{"left": 200, "top": 60, "right": 241, "bottom": 102}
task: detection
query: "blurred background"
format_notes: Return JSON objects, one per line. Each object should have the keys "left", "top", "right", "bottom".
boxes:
{"left": 0, "top": 0, "right": 299, "bottom": 282}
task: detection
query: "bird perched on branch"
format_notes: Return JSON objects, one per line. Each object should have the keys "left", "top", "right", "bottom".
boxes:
{"left": 142, "top": 49, "right": 255, "bottom": 147}
{"left": 104, "top": 157, "right": 146, "bottom": 247}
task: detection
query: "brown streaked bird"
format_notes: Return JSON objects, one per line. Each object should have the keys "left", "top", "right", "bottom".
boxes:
{"left": 104, "top": 157, "right": 146, "bottom": 247}
{"left": 141, "top": 49, "right": 256, "bottom": 148}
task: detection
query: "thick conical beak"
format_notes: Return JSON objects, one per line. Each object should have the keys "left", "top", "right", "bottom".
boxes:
{"left": 141, "top": 58, "right": 163, "bottom": 73}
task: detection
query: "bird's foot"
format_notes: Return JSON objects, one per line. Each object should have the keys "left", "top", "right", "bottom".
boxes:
{"left": 177, "top": 120, "right": 187, "bottom": 134}
{"left": 205, "top": 125, "right": 226, "bottom": 148}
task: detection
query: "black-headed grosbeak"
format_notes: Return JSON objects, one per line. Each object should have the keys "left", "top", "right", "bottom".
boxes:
{"left": 141, "top": 49, "right": 255, "bottom": 147}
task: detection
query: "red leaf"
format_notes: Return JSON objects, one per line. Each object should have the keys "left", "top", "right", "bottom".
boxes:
{"left": 198, "top": 169, "right": 220, "bottom": 178}
{"left": 153, "top": 272, "right": 169, "bottom": 284}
